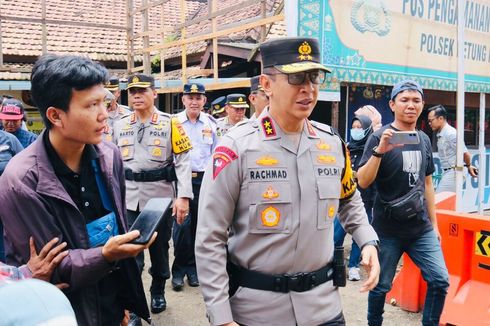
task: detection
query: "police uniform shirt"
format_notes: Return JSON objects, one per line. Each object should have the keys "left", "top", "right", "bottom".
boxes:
{"left": 104, "top": 105, "right": 131, "bottom": 143}
{"left": 195, "top": 110, "right": 378, "bottom": 325}
{"left": 113, "top": 107, "right": 193, "bottom": 211}
{"left": 216, "top": 116, "right": 248, "bottom": 139}
{"left": 436, "top": 123, "right": 466, "bottom": 170}
{"left": 175, "top": 110, "right": 217, "bottom": 172}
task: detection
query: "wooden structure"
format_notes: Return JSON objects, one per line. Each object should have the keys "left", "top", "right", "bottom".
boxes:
{"left": 126, "top": 0, "right": 284, "bottom": 93}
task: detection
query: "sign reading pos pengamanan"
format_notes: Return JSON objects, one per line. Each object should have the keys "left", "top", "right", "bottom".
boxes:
{"left": 297, "top": 0, "right": 490, "bottom": 94}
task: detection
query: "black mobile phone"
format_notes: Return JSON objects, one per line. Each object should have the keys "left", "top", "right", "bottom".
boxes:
{"left": 129, "top": 197, "right": 172, "bottom": 244}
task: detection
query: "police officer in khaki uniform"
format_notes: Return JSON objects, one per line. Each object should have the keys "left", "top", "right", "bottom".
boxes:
{"left": 195, "top": 37, "right": 380, "bottom": 326}
{"left": 113, "top": 74, "right": 193, "bottom": 324}
{"left": 248, "top": 75, "right": 269, "bottom": 120}
{"left": 216, "top": 94, "right": 248, "bottom": 139}
{"left": 103, "top": 77, "right": 130, "bottom": 142}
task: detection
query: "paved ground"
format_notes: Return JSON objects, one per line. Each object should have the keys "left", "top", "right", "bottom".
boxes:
{"left": 141, "top": 236, "right": 422, "bottom": 326}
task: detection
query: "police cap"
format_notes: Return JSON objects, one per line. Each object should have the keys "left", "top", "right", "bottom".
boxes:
{"left": 226, "top": 94, "right": 249, "bottom": 108}
{"left": 211, "top": 96, "right": 226, "bottom": 115}
{"left": 105, "top": 76, "right": 120, "bottom": 91}
{"left": 250, "top": 76, "right": 263, "bottom": 93}
{"left": 127, "top": 74, "right": 155, "bottom": 89}
{"left": 259, "top": 37, "right": 331, "bottom": 74}
{"left": 183, "top": 82, "right": 205, "bottom": 94}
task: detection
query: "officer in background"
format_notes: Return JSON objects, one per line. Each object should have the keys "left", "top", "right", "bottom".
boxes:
{"left": 427, "top": 105, "right": 478, "bottom": 193}
{"left": 195, "top": 37, "right": 379, "bottom": 326}
{"left": 216, "top": 94, "right": 248, "bottom": 139}
{"left": 113, "top": 74, "right": 193, "bottom": 324}
{"left": 211, "top": 96, "right": 227, "bottom": 119}
{"left": 103, "top": 77, "right": 130, "bottom": 143}
{"left": 248, "top": 75, "right": 269, "bottom": 120}
{"left": 173, "top": 83, "right": 217, "bottom": 291}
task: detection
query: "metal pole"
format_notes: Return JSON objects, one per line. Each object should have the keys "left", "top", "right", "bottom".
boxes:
{"left": 455, "top": 0, "right": 465, "bottom": 212}
{"left": 478, "top": 93, "right": 486, "bottom": 214}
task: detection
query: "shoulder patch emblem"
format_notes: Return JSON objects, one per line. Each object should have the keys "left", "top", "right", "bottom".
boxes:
{"left": 171, "top": 117, "right": 192, "bottom": 154}
{"left": 261, "top": 117, "right": 276, "bottom": 137}
{"left": 256, "top": 155, "right": 278, "bottom": 166}
{"left": 261, "top": 206, "right": 280, "bottom": 227}
{"left": 340, "top": 144, "right": 357, "bottom": 199}
{"left": 213, "top": 146, "right": 238, "bottom": 179}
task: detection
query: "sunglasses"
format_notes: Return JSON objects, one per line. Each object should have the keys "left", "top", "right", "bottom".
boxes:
{"left": 267, "top": 70, "right": 326, "bottom": 85}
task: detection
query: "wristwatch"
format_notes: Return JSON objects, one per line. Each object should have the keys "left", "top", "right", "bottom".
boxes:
{"left": 372, "top": 146, "right": 384, "bottom": 158}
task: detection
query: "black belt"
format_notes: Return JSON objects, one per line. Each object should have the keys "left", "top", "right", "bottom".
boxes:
{"left": 124, "top": 167, "right": 176, "bottom": 182}
{"left": 228, "top": 262, "right": 333, "bottom": 293}
{"left": 192, "top": 171, "right": 204, "bottom": 179}
{"left": 443, "top": 167, "right": 455, "bottom": 171}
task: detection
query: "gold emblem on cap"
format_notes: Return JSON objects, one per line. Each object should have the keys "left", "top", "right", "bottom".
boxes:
{"left": 190, "top": 84, "right": 198, "bottom": 92}
{"left": 214, "top": 104, "right": 220, "bottom": 109}
{"left": 298, "top": 41, "right": 313, "bottom": 61}
{"left": 263, "top": 186, "right": 280, "bottom": 200}
{"left": 132, "top": 76, "right": 140, "bottom": 83}
{"left": 261, "top": 206, "right": 280, "bottom": 227}
{"left": 238, "top": 97, "right": 243, "bottom": 102}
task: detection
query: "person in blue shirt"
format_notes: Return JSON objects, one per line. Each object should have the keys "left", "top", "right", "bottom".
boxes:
{"left": 0, "top": 129, "right": 23, "bottom": 262}
{"left": 0, "top": 98, "right": 37, "bottom": 148}
{"left": 173, "top": 82, "right": 217, "bottom": 291}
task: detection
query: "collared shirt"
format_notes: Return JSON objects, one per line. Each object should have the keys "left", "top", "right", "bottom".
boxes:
{"left": 0, "top": 130, "right": 23, "bottom": 176}
{"left": 436, "top": 123, "right": 467, "bottom": 170}
{"left": 176, "top": 110, "right": 217, "bottom": 172}
{"left": 43, "top": 131, "right": 107, "bottom": 223}
{"left": 12, "top": 128, "right": 37, "bottom": 148}
{"left": 0, "top": 262, "right": 31, "bottom": 286}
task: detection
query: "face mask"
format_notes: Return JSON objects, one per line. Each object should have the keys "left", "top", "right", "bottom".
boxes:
{"left": 350, "top": 128, "right": 365, "bottom": 141}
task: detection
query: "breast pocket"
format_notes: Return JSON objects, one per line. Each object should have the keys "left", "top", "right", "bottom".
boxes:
{"left": 247, "top": 182, "right": 292, "bottom": 234}
{"left": 147, "top": 137, "right": 167, "bottom": 162}
{"left": 316, "top": 180, "right": 340, "bottom": 230}
{"left": 118, "top": 137, "right": 135, "bottom": 161}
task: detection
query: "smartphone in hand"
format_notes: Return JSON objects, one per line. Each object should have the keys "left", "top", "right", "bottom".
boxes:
{"left": 129, "top": 197, "right": 172, "bottom": 244}
{"left": 389, "top": 131, "right": 420, "bottom": 145}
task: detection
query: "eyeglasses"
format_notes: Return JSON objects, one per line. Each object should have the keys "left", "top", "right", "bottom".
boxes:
{"left": 266, "top": 70, "right": 326, "bottom": 85}
{"left": 427, "top": 117, "right": 438, "bottom": 124}
{"left": 137, "top": 123, "right": 147, "bottom": 143}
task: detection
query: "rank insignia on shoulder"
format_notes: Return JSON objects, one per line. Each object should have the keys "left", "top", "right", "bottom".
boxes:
{"left": 151, "top": 113, "right": 159, "bottom": 124}
{"left": 261, "top": 206, "right": 280, "bottom": 227}
{"left": 316, "top": 139, "right": 331, "bottom": 151}
{"left": 317, "top": 155, "right": 336, "bottom": 164}
{"left": 130, "top": 113, "right": 137, "bottom": 124}
{"left": 256, "top": 155, "right": 278, "bottom": 166}
{"left": 261, "top": 117, "right": 276, "bottom": 137}
{"left": 262, "top": 186, "right": 279, "bottom": 200}
{"left": 213, "top": 146, "right": 238, "bottom": 179}
{"left": 306, "top": 120, "right": 317, "bottom": 137}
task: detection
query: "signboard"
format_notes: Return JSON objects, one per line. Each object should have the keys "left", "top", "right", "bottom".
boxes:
{"left": 292, "top": 0, "right": 490, "bottom": 96}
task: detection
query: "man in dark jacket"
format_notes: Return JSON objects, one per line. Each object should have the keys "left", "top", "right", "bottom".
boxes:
{"left": 0, "top": 54, "right": 155, "bottom": 326}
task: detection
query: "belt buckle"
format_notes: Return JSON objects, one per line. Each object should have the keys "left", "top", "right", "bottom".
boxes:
{"left": 288, "top": 272, "right": 307, "bottom": 292}
{"left": 192, "top": 172, "right": 198, "bottom": 178}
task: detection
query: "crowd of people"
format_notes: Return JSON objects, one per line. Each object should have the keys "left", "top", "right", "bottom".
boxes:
{"left": 0, "top": 36, "right": 478, "bottom": 326}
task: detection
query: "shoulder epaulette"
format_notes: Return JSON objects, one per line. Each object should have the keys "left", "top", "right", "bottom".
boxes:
{"left": 226, "top": 120, "right": 256, "bottom": 139}
{"left": 309, "top": 120, "right": 334, "bottom": 135}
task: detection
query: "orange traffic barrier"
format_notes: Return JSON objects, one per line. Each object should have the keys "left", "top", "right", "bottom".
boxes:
{"left": 438, "top": 209, "right": 490, "bottom": 325}
{"left": 385, "top": 192, "right": 456, "bottom": 313}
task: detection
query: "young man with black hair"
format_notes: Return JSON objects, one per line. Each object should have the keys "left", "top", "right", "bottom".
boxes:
{"left": 427, "top": 105, "right": 477, "bottom": 193}
{"left": 0, "top": 54, "right": 155, "bottom": 326}
{"left": 357, "top": 80, "right": 449, "bottom": 326}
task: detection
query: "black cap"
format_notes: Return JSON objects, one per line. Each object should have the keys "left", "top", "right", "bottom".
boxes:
{"left": 105, "top": 76, "right": 120, "bottom": 91}
{"left": 211, "top": 96, "right": 226, "bottom": 115}
{"left": 250, "top": 76, "right": 263, "bottom": 93}
{"left": 259, "top": 37, "right": 331, "bottom": 74}
{"left": 127, "top": 74, "right": 155, "bottom": 89}
{"left": 183, "top": 82, "right": 205, "bottom": 94}
{"left": 226, "top": 94, "right": 249, "bottom": 108}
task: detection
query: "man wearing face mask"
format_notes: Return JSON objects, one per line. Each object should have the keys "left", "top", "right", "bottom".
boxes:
{"left": 334, "top": 114, "right": 377, "bottom": 281}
